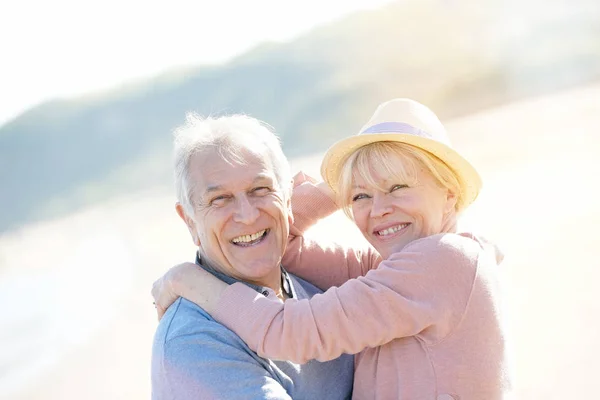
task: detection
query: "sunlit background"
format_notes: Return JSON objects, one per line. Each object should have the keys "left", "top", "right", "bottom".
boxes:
{"left": 1, "top": 0, "right": 599, "bottom": 398}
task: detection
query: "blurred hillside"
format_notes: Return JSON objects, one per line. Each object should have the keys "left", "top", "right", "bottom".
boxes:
{"left": 3, "top": 81, "right": 600, "bottom": 400}
{"left": 1, "top": 0, "right": 599, "bottom": 233}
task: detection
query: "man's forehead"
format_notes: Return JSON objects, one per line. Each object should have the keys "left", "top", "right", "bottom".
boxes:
{"left": 191, "top": 145, "right": 269, "bottom": 168}
{"left": 189, "top": 148, "right": 277, "bottom": 192}
{"left": 203, "top": 173, "right": 275, "bottom": 191}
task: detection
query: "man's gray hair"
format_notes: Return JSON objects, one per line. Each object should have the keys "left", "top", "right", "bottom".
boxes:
{"left": 173, "top": 113, "right": 292, "bottom": 215}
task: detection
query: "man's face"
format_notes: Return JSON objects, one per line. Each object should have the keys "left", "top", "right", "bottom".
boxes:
{"left": 178, "top": 147, "right": 292, "bottom": 288}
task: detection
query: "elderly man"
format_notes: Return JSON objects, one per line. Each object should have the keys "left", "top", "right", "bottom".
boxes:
{"left": 151, "top": 114, "right": 355, "bottom": 399}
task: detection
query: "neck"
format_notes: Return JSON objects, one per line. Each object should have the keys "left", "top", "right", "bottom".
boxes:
{"left": 198, "top": 253, "right": 284, "bottom": 296}
{"left": 248, "top": 266, "right": 286, "bottom": 301}
{"left": 441, "top": 211, "right": 458, "bottom": 233}
{"left": 247, "top": 273, "right": 283, "bottom": 294}
{"left": 246, "top": 272, "right": 286, "bottom": 301}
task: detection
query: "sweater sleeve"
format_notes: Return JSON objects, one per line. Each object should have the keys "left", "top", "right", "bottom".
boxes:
{"left": 283, "top": 179, "right": 381, "bottom": 290}
{"left": 287, "top": 178, "right": 338, "bottom": 235}
{"left": 213, "top": 234, "right": 481, "bottom": 363}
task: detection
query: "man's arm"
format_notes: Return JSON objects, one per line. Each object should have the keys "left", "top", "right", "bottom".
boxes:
{"left": 153, "top": 307, "right": 292, "bottom": 400}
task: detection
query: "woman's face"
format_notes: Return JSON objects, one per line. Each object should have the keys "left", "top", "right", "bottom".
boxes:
{"left": 349, "top": 153, "right": 456, "bottom": 259}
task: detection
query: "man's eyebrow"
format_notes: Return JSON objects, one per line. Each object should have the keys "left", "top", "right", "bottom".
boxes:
{"left": 201, "top": 174, "right": 274, "bottom": 195}
{"left": 252, "top": 174, "right": 274, "bottom": 184}
{"left": 203, "top": 176, "right": 272, "bottom": 194}
{"left": 203, "top": 185, "right": 224, "bottom": 195}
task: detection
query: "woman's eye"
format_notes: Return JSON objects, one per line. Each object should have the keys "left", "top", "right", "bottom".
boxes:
{"left": 352, "top": 193, "right": 369, "bottom": 202}
{"left": 391, "top": 184, "right": 408, "bottom": 192}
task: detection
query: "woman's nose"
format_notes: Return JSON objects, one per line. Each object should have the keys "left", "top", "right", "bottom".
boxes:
{"left": 370, "top": 192, "right": 393, "bottom": 218}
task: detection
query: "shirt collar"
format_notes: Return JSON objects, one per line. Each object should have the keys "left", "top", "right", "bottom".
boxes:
{"left": 195, "top": 252, "right": 295, "bottom": 299}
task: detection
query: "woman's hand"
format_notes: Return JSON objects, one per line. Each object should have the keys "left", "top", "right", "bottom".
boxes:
{"left": 152, "top": 262, "right": 192, "bottom": 320}
{"left": 293, "top": 171, "right": 339, "bottom": 206}
{"left": 151, "top": 262, "right": 229, "bottom": 321}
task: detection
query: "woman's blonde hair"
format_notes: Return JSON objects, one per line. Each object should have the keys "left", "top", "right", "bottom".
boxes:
{"left": 336, "top": 141, "right": 465, "bottom": 219}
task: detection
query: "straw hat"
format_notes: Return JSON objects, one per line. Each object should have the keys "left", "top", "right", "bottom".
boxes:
{"left": 320, "top": 98, "right": 482, "bottom": 208}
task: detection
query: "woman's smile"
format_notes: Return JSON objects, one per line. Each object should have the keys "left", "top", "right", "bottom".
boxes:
{"left": 373, "top": 222, "right": 410, "bottom": 239}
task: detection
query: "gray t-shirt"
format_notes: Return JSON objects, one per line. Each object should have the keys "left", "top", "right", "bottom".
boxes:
{"left": 151, "top": 263, "right": 354, "bottom": 400}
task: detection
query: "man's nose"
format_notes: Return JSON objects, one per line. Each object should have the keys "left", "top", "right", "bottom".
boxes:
{"left": 233, "top": 195, "right": 260, "bottom": 224}
{"left": 370, "top": 192, "right": 393, "bottom": 218}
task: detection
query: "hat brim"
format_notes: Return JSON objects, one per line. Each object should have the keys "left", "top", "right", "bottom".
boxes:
{"left": 320, "top": 133, "right": 482, "bottom": 209}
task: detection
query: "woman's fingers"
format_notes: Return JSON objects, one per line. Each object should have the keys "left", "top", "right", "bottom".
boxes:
{"left": 151, "top": 275, "right": 177, "bottom": 321}
{"left": 156, "top": 304, "right": 167, "bottom": 321}
{"left": 151, "top": 262, "right": 210, "bottom": 321}
{"left": 293, "top": 171, "right": 318, "bottom": 187}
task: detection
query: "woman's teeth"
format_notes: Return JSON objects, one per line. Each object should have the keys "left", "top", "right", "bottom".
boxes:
{"left": 377, "top": 224, "right": 408, "bottom": 237}
{"left": 232, "top": 229, "right": 267, "bottom": 244}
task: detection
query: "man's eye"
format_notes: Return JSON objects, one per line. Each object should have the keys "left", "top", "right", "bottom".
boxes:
{"left": 352, "top": 193, "right": 370, "bottom": 202}
{"left": 210, "top": 196, "right": 229, "bottom": 206}
{"left": 252, "top": 186, "right": 271, "bottom": 195}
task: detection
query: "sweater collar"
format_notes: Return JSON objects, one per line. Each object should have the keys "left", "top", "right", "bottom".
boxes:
{"left": 195, "top": 252, "right": 294, "bottom": 299}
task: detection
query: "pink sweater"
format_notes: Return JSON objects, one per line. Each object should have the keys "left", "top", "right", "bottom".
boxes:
{"left": 213, "top": 181, "right": 510, "bottom": 400}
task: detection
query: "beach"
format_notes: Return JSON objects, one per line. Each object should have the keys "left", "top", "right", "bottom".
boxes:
{"left": 2, "top": 82, "right": 599, "bottom": 399}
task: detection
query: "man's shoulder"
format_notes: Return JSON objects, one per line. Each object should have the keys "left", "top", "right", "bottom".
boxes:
{"left": 154, "top": 297, "right": 243, "bottom": 348}
{"left": 151, "top": 300, "right": 292, "bottom": 399}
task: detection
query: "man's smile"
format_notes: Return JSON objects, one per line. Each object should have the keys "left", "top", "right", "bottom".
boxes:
{"left": 231, "top": 229, "right": 270, "bottom": 246}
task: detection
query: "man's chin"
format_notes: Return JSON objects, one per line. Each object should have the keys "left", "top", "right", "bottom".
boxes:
{"left": 233, "top": 261, "right": 281, "bottom": 281}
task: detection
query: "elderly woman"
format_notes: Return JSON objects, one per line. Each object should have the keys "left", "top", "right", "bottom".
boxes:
{"left": 152, "top": 99, "right": 510, "bottom": 399}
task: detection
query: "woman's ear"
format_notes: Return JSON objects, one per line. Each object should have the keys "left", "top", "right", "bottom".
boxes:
{"left": 441, "top": 190, "right": 458, "bottom": 233}
{"left": 176, "top": 203, "right": 201, "bottom": 246}
{"left": 444, "top": 190, "right": 458, "bottom": 214}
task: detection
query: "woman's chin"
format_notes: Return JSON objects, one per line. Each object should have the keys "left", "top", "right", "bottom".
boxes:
{"left": 375, "top": 243, "right": 403, "bottom": 259}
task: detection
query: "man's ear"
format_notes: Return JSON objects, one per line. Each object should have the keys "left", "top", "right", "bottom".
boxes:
{"left": 176, "top": 202, "right": 201, "bottom": 247}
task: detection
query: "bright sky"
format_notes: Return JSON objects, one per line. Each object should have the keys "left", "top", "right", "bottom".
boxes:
{"left": 0, "top": 0, "right": 395, "bottom": 127}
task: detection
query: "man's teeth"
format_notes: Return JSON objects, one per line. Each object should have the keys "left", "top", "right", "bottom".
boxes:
{"left": 232, "top": 229, "right": 267, "bottom": 244}
{"left": 377, "top": 224, "right": 408, "bottom": 236}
